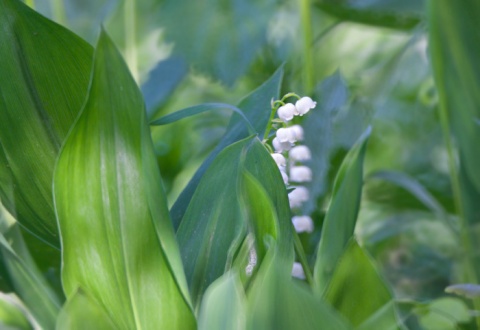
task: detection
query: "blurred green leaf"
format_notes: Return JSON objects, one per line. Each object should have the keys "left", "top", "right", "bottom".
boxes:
{"left": 0, "top": 293, "right": 33, "bottom": 330}
{"left": 247, "top": 249, "right": 353, "bottom": 330}
{"left": 315, "top": 0, "right": 424, "bottom": 30}
{"left": 170, "top": 66, "right": 283, "bottom": 229}
{"left": 323, "top": 239, "right": 398, "bottom": 328}
{"left": 314, "top": 127, "right": 371, "bottom": 293}
{"left": 177, "top": 136, "right": 293, "bottom": 307}
{"left": 53, "top": 30, "right": 195, "bottom": 329}
{"left": 198, "top": 272, "right": 246, "bottom": 330}
{"left": 415, "top": 297, "right": 471, "bottom": 330}
{"left": 56, "top": 288, "right": 116, "bottom": 330}
{"left": 0, "top": 225, "right": 60, "bottom": 329}
{"left": 159, "top": 0, "right": 276, "bottom": 85}
{"left": 0, "top": 0, "right": 93, "bottom": 247}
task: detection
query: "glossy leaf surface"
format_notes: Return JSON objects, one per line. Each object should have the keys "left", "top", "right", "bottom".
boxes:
{"left": 0, "top": 0, "right": 93, "bottom": 246}
{"left": 53, "top": 30, "right": 195, "bottom": 329}
{"left": 314, "top": 127, "right": 371, "bottom": 293}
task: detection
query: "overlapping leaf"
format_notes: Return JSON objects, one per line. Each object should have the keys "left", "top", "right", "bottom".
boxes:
{"left": 53, "top": 30, "right": 195, "bottom": 329}
{"left": 314, "top": 127, "right": 371, "bottom": 293}
{"left": 0, "top": 293, "right": 32, "bottom": 330}
{"left": 0, "top": 0, "right": 93, "bottom": 246}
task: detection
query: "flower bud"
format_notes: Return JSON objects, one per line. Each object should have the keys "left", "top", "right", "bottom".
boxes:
{"left": 290, "top": 125, "right": 304, "bottom": 141}
{"left": 295, "top": 96, "right": 316, "bottom": 116}
{"left": 292, "top": 262, "right": 305, "bottom": 279}
{"left": 290, "top": 166, "right": 312, "bottom": 182}
{"left": 271, "top": 153, "right": 286, "bottom": 167}
{"left": 272, "top": 137, "right": 292, "bottom": 152}
{"left": 277, "top": 103, "right": 296, "bottom": 122}
{"left": 292, "top": 215, "right": 314, "bottom": 233}
{"left": 288, "top": 187, "right": 309, "bottom": 208}
{"left": 289, "top": 145, "right": 311, "bottom": 162}
{"left": 276, "top": 127, "right": 296, "bottom": 143}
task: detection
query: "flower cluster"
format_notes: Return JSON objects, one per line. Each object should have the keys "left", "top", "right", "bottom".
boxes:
{"left": 266, "top": 94, "right": 316, "bottom": 280}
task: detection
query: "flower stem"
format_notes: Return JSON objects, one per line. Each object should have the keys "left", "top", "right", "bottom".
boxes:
{"left": 293, "top": 229, "right": 314, "bottom": 286}
{"left": 124, "top": 0, "right": 139, "bottom": 83}
{"left": 52, "top": 0, "right": 66, "bottom": 25}
{"left": 25, "top": 0, "right": 35, "bottom": 9}
{"left": 299, "top": 0, "right": 314, "bottom": 92}
{"left": 263, "top": 107, "right": 278, "bottom": 142}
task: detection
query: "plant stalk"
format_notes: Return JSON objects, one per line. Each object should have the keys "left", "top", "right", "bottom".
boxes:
{"left": 293, "top": 229, "right": 314, "bottom": 286}
{"left": 25, "top": 0, "right": 35, "bottom": 9}
{"left": 299, "top": 0, "right": 314, "bottom": 92}
{"left": 52, "top": 0, "right": 66, "bottom": 25}
{"left": 124, "top": 0, "right": 139, "bottom": 83}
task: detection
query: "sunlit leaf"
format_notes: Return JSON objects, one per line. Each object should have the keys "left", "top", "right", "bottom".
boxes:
{"left": 314, "top": 127, "right": 371, "bottom": 293}
{"left": 56, "top": 288, "right": 116, "bottom": 330}
{"left": 0, "top": 293, "right": 33, "bottom": 330}
{"left": 53, "top": 30, "right": 195, "bottom": 329}
{"left": 323, "top": 239, "right": 398, "bottom": 328}
{"left": 0, "top": 0, "right": 93, "bottom": 246}
{"left": 198, "top": 272, "right": 246, "bottom": 330}
{"left": 170, "top": 66, "right": 283, "bottom": 229}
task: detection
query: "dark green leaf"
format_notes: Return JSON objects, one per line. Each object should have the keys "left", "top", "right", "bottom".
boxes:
{"left": 151, "top": 103, "right": 255, "bottom": 134}
{"left": 198, "top": 272, "right": 246, "bottom": 330}
{"left": 53, "top": 30, "right": 195, "bottom": 329}
{"left": 177, "top": 136, "right": 293, "bottom": 307}
{"left": 170, "top": 66, "right": 283, "bottom": 229}
{"left": 56, "top": 288, "right": 117, "bottom": 330}
{"left": 0, "top": 0, "right": 93, "bottom": 246}
{"left": 159, "top": 0, "right": 276, "bottom": 85}
{"left": 314, "top": 127, "right": 371, "bottom": 293}
{"left": 323, "top": 239, "right": 398, "bottom": 328}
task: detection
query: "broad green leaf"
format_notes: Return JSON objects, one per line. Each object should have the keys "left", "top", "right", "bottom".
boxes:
{"left": 0, "top": 293, "right": 33, "bottom": 330}
{"left": 314, "top": 127, "right": 371, "bottom": 293}
{"left": 56, "top": 288, "right": 116, "bottom": 330}
{"left": 198, "top": 272, "right": 246, "bottom": 330}
{"left": 177, "top": 136, "right": 293, "bottom": 308}
{"left": 315, "top": 0, "right": 423, "bottom": 30}
{"left": 323, "top": 239, "right": 398, "bottom": 328}
{"left": 356, "top": 302, "right": 399, "bottom": 330}
{"left": 247, "top": 249, "right": 353, "bottom": 330}
{"left": 53, "top": 30, "right": 195, "bottom": 329}
{"left": 170, "top": 66, "right": 283, "bottom": 229}
{"left": 0, "top": 225, "right": 60, "bottom": 329}
{"left": 159, "top": 0, "right": 276, "bottom": 85}
{"left": 151, "top": 103, "right": 255, "bottom": 134}
{"left": 415, "top": 297, "right": 471, "bottom": 330}
{"left": 0, "top": 0, "right": 93, "bottom": 246}
{"left": 428, "top": 1, "right": 480, "bottom": 218}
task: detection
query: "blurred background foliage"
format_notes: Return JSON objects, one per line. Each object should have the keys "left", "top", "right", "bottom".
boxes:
{"left": 2, "top": 0, "right": 477, "bottom": 328}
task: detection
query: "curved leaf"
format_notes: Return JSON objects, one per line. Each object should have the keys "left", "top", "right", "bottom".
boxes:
{"left": 314, "top": 127, "right": 371, "bottom": 294}
{"left": 0, "top": 0, "right": 93, "bottom": 246}
{"left": 53, "top": 30, "right": 195, "bottom": 329}
{"left": 0, "top": 293, "right": 34, "bottom": 330}
{"left": 170, "top": 66, "right": 283, "bottom": 229}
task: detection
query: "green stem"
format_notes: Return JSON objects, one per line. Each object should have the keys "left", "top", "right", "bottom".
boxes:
{"left": 25, "top": 0, "right": 35, "bottom": 9}
{"left": 293, "top": 229, "right": 314, "bottom": 286}
{"left": 437, "top": 99, "right": 480, "bottom": 328}
{"left": 262, "top": 107, "right": 278, "bottom": 142}
{"left": 52, "top": 0, "right": 66, "bottom": 25}
{"left": 299, "top": 0, "right": 314, "bottom": 92}
{"left": 124, "top": 0, "right": 139, "bottom": 83}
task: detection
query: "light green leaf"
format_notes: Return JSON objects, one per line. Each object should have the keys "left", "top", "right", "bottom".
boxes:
{"left": 198, "top": 272, "right": 246, "bottom": 330}
{"left": 416, "top": 297, "right": 471, "bottom": 330}
{"left": 177, "top": 136, "right": 293, "bottom": 308}
{"left": 323, "top": 239, "right": 398, "bottom": 328}
{"left": 0, "top": 0, "right": 93, "bottom": 247}
{"left": 0, "top": 293, "right": 33, "bottom": 330}
{"left": 56, "top": 288, "right": 116, "bottom": 330}
{"left": 314, "top": 127, "right": 371, "bottom": 293}
{"left": 247, "top": 249, "right": 353, "bottom": 330}
{"left": 0, "top": 225, "right": 60, "bottom": 329}
{"left": 53, "top": 30, "right": 195, "bottom": 329}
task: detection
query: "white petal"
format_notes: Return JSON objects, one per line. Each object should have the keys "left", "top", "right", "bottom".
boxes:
{"left": 288, "top": 187, "right": 309, "bottom": 208}
{"left": 272, "top": 137, "right": 293, "bottom": 152}
{"left": 291, "top": 262, "right": 305, "bottom": 279}
{"left": 276, "top": 128, "right": 291, "bottom": 143}
{"left": 292, "top": 215, "right": 314, "bottom": 233}
{"left": 290, "top": 125, "right": 304, "bottom": 141}
{"left": 271, "top": 153, "right": 286, "bottom": 167}
{"left": 277, "top": 103, "right": 296, "bottom": 122}
{"left": 281, "top": 171, "right": 289, "bottom": 184}
{"left": 290, "top": 166, "right": 312, "bottom": 182}
{"left": 295, "top": 96, "right": 316, "bottom": 116}
{"left": 445, "top": 284, "right": 480, "bottom": 299}
{"left": 289, "top": 145, "right": 311, "bottom": 162}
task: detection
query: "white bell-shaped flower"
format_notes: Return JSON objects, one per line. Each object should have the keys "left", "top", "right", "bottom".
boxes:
{"left": 290, "top": 166, "right": 312, "bottom": 182}
{"left": 281, "top": 171, "right": 289, "bottom": 184}
{"left": 276, "top": 127, "right": 297, "bottom": 143}
{"left": 295, "top": 96, "right": 316, "bottom": 116}
{"left": 277, "top": 103, "right": 296, "bottom": 122}
{"left": 289, "top": 145, "right": 311, "bottom": 162}
{"left": 288, "top": 187, "right": 309, "bottom": 208}
{"left": 292, "top": 262, "right": 305, "bottom": 279}
{"left": 292, "top": 215, "right": 314, "bottom": 233}
{"left": 272, "top": 137, "right": 292, "bottom": 153}
{"left": 271, "top": 153, "right": 286, "bottom": 167}
{"left": 290, "top": 125, "right": 304, "bottom": 141}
